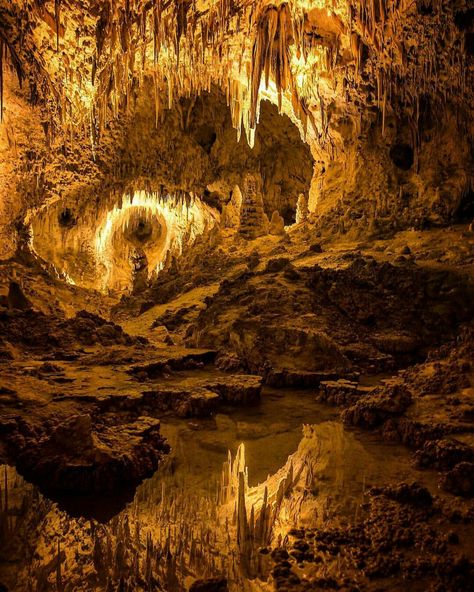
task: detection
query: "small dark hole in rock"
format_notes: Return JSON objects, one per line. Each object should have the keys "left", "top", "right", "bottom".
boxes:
{"left": 390, "top": 143, "right": 414, "bottom": 171}
{"left": 58, "top": 208, "right": 76, "bottom": 228}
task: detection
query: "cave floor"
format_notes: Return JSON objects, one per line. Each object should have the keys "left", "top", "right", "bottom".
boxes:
{"left": 1, "top": 388, "right": 474, "bottom": 592}
{"left": 0, "top": 224, "right": 473, "bottom": 590}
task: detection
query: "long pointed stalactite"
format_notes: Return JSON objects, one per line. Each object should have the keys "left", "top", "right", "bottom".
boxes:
{"left": 0, "top": 28, "right": 24, "bottom": 121}
{"left": 0, "top": 0, "right": 470, "bottom": 155}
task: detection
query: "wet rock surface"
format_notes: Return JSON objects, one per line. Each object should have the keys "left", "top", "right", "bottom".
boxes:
{"left": 441, "top": 462, "right": 474, "bottom": 498}
{"left": 0, "top": 282, "right": 263, "bottom": 496}
{"left": 0, "top": 226, "right": 472, "bottom": 591}
{"left": 267, "top": 482, "right": 474, "bottom": 592}
{"left": 13, "top": 414, "right": 170, "bottom": 495}
{"left": 341, "top": 381, "right": 413, "bottom": 429}
{"left": 311, "top": 321, "right": 474, "bottom": 499}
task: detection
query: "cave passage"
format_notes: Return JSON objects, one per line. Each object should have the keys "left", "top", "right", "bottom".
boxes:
{"left": 0, "top": 1, "right": 473, "bottom": 592}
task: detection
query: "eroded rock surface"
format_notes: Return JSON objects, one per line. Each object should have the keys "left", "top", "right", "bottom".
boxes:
{"left": 13, "top": 414, "right": 169, "bottom": 495}
{"left": 0, "top": 1, "right": 473, "bottom": 590}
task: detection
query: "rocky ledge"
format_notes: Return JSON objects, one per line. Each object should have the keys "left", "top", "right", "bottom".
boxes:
{"left": 314, "top": 324, "right": 474, "bottom": 498}
{"left": 140, "top": 374, "right": 263, "bottom": 417}
{"left": 7, "top": 414, "right": 170, "bottom": 495}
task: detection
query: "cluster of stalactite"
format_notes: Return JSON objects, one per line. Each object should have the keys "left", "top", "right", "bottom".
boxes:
{"left": 91, "top": 0, "right": 255, "bottom": 143}
{"left": 346, "top": 0, "right": 471, "bottom": 166}
{"left": 0, "top": 442, "right": 305, "bottom": 589}
{"left": 0, "top": 0, "right": 471, "bottom": 154}
{"left": 0, "top": 459, "right": 275, "bottom": 590}
{"left": 0, "top": 25, "right": 23, "bottom": 120}
{"left": 223, "top": 443, "right": 298, "bottom": 575}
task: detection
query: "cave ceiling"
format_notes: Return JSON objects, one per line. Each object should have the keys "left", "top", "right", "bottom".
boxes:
{"left": 1, "top": 0, "right": 471, "bottom": 152}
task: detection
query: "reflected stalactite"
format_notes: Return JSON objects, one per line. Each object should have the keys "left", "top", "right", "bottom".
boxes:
{"left": 1, "top": 407, "right": 471, "bottom": 592}
{"left": 0, "top": 425, "right": 347, "bottom": 591}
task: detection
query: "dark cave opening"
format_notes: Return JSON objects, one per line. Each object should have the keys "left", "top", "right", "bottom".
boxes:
{"left": 454, "top": 189, "right": 474, "bottom": 222}
{"left": 389, "top": 142, "right": 414, "bottom": 171}
{"left": 58, "top": 208, "right": 77, "bottom": 228}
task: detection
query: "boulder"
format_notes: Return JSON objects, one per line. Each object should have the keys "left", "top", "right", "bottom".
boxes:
{"left": 142, "top": 387, "right": 220, "bottom": 417}
{"left": 440, "top": 462, "right": 474, "bottom": 497}
{"left": 50, "top": 414, "right": 95, "bottom": 455}
{"left": 316, "top": 379, "right": 373, "bottom": 407}
{"left": 415, "top": 438, "right": 474, "bottom": 471}
{"left": 342, "top": 381, "right": 412, "bottom": 428}
{"left": 265, "top": 257, "right": 292, "bottom": 273}
{"left": 204, "top": 374, "right": 262, "bottom": 404}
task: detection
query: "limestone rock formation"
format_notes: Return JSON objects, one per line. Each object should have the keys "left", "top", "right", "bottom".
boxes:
{"left": 295, "top": 193, "right": 309, "bottom": 224}
{"left": 342, "top": 381, "right": 413, "bottom": 429}
{"left": 14, "top": 414, "right": 170, "bottom": 495}
{"left": 239, "top": 173, "right": 269, "bottom": 239}
{"left": 221, "top": 185, "right": 242, "bottom": 229}
{"left": 268, "top": 211, "right": 286, "bottom": 236}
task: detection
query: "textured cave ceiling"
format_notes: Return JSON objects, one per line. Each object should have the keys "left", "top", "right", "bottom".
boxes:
{"left": 0, "top": 0, "right": 472, "bottom": 261}
{"left": 1, "top": 0, "right": 471, "bottom": 150}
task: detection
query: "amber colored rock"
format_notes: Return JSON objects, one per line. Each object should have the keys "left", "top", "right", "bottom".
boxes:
{"left": 295, "top": 193, "right": 309, "bottom": 224}
{"left": 269, "top": 210, "right": 286, "bottom": 235}
{"left": 221, "top": 185, "right": 242, "bottom": 229}
{"left": 342, "top": 382, "right": 413, "bottom": 429}
{"left": 13, "top": 415, "right": 170, "bottom": 495}
{"left": 441, "top": 462, "right": 474, "bottom": 498}
{"left": 239, "top": 172, "right": 269, "bottom": 239}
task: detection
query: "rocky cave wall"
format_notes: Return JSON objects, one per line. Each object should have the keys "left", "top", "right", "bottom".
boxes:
{"left": 310, "top": 107, "right": 473, "bottom": 237}
{"left": 27, "top": 85, "right": 313, "bottom": 291}
{"left": 0, "top": 0, "right": 473, "bottom": 265}
{"left": 31, "top": 190, "right": 219, "bottom": 293}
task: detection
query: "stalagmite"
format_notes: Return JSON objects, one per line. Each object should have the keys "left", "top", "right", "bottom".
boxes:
{"left": 221, "top": 185, "right": 243, "bottom": 229}
{"left": 268, "top": 210, "right": 286, "bottom": 235}
{"left": 239, "top": 172, "right": 269, "bottom": 239}
{"left": 295, "top": 193, "right": 309, "bottom": 224}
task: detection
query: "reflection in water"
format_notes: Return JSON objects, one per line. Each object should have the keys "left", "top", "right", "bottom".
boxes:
{"left": 0, "top": 393, "right": 433, "bottom": 591}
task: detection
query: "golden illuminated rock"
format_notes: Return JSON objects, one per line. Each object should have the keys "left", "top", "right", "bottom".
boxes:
{"left": 239, "top": 172, "right": 269, "bottom": 239}
{"left": 295, "top": 192, "right": 308, "bottom": 224}
{"left": 0, "top": 4, "right": 473, "bottom": 591}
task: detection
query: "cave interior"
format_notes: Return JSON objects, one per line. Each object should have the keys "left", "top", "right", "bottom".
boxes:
{"left": 0, "top": 1, "right": 473, "bottom": 591}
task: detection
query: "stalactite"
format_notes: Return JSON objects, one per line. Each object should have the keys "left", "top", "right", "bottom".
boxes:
{"left": 0, "top": 30, "right": 24, "bottom": 123}
{"left": 0, "top": 38, "right": 3, "bottom": 122}
{"left": 249, "top": 3, "right": 294, "bottom": 129}
{"left": 0, "top": 0, "right": 469, "bottom": 157}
